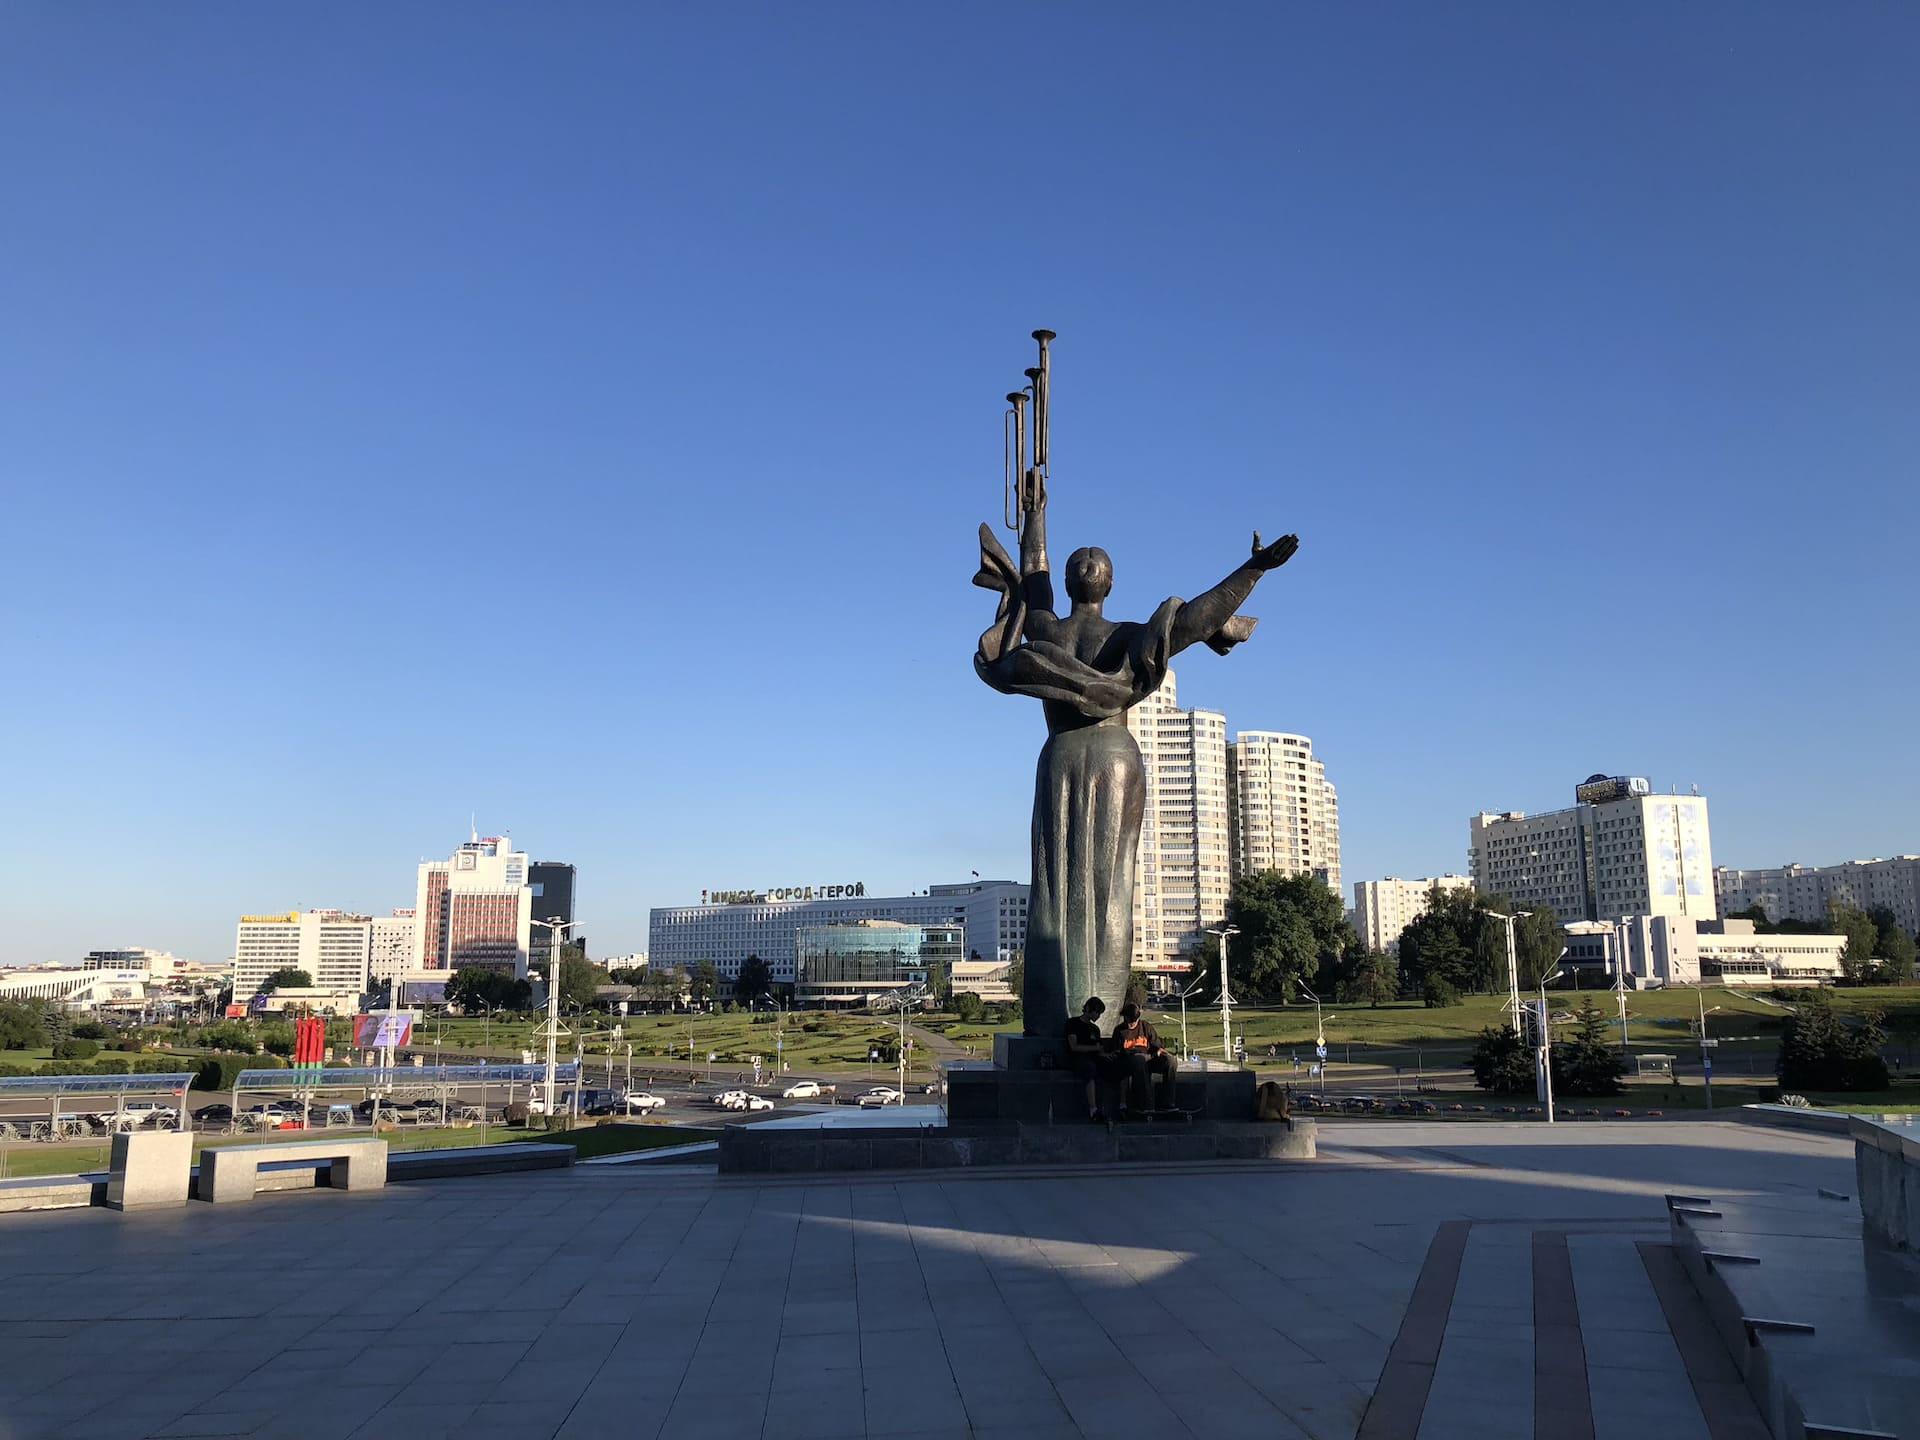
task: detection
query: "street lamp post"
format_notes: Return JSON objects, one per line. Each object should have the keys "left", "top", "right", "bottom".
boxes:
{"left": 1538, "top": 967, "right": 1564, "bottom": 1123}
{"left": 1481, "top": 909, "right": 1530, "bottom": 1034}
{"left": 1297, "top": 981, "right": 1334, "bottom": 1096}
{"left": 1695, "top": 988, "right": 1725, "bottom": 1112}
{"left": 1203, "top": 925, "right": 1241, "bottom": 1064}
{"left": 531, "top": 916, "right": 584, "bottom": 1119}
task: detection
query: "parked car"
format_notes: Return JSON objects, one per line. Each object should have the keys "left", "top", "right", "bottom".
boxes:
{"left": 195, "top": 1103, "right": 235, "bottom": 1128}
{"left": 856, "top": 1087, "right": 903, "bottom": 1109}
{"left": 782, "top": 1081, "right": 824, "bottom": 1099}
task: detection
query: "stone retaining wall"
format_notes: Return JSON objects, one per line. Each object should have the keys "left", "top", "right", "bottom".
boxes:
{"left": 1852, "top": 1114, "right": 1920, "bottom": 1250}
{"left": 717, "top": 1118, "right": 1315, "bottom": 1174}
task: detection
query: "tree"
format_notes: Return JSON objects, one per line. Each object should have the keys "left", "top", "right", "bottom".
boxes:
{"left": 447, "top": 967, "right": 531, "bottom": 1014}
{"left": 691, "top": 960, "right": 719, "bottom": 1006}
{"left": 1399, "top": 888, "right": 1499, "bottom": 998}
{"left": 0, "top": 1001, "right": 50, "bottom": 1052}
{"left": 1005, "top": 955, "right": 1024, "bottom": 1004}
{"left": 1830, "top": 902, "right": 1880, "bottom": 984}
{"left": 255, "top": 968, "right": 311, "bottom": 996}
{"left": 1868, "top": 906, "right": 1917, "bottom": 984}
{"left": 1777, "top": 992, "right": 1889, "bottom": 1092}
{"left": 557, "top": 945, "right": 604, "bottom": 1009}
{"left": 200, "top": 1020, "right": 256, "bottom": 1053}
{"left": 608, "top": 967, "right": 649, "bottom": 987}
{"left": 735, "top": 954, "right": 774, "bottom": 1005}
{"left": 51, "top": 1038, "right": 100, "bottom": 1062}
{"left": 1218, "top": 871, "right": 1356, "bottom": 1005}
{"left": 1469, "top": 1025, "right": 1535, "bottom": 1094}
{"left": 1337, "top": 951, "right": 1400, "bottom": 1008}
{"left": 1729, "top": 903, "right": 1773, "bottom": 931}
{"left": 1552, "top": 999, "right": 1624, "bottom": 1096}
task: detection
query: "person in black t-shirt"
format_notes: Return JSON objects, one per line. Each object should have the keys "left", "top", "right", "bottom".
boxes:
{"left": 1063, "top": 996, "right": 1115, "bottom": 1120}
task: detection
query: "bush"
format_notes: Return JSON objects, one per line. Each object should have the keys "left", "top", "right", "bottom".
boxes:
{"left": 1778, "top": 995, "right": 1889, "bottom": 1092}
{"left": 1469, "top": 1025, "right": 1536, "bottom": 1094}
{"left": 1422, "top": 977, "right": 1462, "bottom": 1008}
{"left": 51, "top": 1038, "right": 100, "bottom": 1062}
{"left": 69, "top": 1021, "right": 109, "bottom": 1041}
{"left": 1551, "top": 1000, "right": 1625, "bottom": 1097}
{"left": 196, "top": 1053, "right": 285, "bottom": 1094}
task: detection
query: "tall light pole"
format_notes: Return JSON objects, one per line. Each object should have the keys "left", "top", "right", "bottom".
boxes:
{"left": 1204, "top": 925, "right": 1240, "bottom": 1063}
{"left": 1481, "top": 909, "right": 1530, "bottom": 1034}
{"left": 532, "top": 916, "right": 584, "bottom": 1119}
{"left": 1538, "top": 966, "right": 1564, "bottom": 1123}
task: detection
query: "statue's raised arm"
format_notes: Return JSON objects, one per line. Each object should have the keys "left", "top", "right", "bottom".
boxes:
{"left": 1167, "top": 530, "right": 1300, "bottom": 657}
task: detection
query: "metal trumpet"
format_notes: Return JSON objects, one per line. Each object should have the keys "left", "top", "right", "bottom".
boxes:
{"left": 1002, "top": 329, "right": 1056, "bottom": 539}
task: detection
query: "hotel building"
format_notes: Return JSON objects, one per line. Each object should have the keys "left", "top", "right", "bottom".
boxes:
{"left": 414, "top": 834, "right": 533, "bottom": 977}
{"left": 1469, "top": 775, "right": 1715, "bottom": 924}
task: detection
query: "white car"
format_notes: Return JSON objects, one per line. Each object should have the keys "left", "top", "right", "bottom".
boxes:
{"left": 713, "top": 1090, "right": 751, "bottom": 1109}
{"left": 743, "top": 1096, "right": 774, "bottom": 1111}
{"left": 856, "top": 1087, "right": 903, "bottom": 1109}
{"left": 782, "top": 1081, "right": 823, "bottom": 1099}
{"left": 625, "top": 1093, "right": 666, "bottom": 1113}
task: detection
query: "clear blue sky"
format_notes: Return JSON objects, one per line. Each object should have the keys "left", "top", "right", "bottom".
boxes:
{"left": 3, "top": 5, "right": 1915, "bottom": 967}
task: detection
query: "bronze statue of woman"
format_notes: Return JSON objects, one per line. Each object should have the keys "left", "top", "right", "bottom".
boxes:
{"left": 974, "top": 481, "right": 1297, "bottom": 1038}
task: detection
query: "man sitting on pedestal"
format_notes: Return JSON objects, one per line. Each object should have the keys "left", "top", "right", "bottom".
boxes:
{"left": 1109, "top": 1000, "right": 1179, "bottom": 1115}
{"left": 1063, "top": 996, "right": 1116, "bottom": 1121}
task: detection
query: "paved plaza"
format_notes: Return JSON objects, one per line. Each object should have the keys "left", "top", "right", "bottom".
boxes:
{"left": 0, "top": 1120, "right": 1854, "bottom": 1440}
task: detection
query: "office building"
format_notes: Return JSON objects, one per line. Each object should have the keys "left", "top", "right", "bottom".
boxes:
{"left": 1127, "top": 673, "right": 1231, "bottom": 973}
{"left": 414, "top": 833, "right": 533, "bottom": 977}
{"left": 1715, "top": 857, "right": 1920, "bottom": 937}
{"left": 1230, "top": 731, "right": 1342, "bottom": 895}
{"left": 369, "top": 910, "right": 416, "bottom": 982}
{"left": 649, "top": 879, "right": 1027, "bottom": 985}
{"left": 1562, "top": 916, "right": 1844, "bottom": 988}
{"left": 1468, "top": 775, "right": 1715, "bottom": 923}
{"left": 792, "top": 920, "right": 963, "bottom": 1008}
{"left": 231, "top": 910, "right": 372, "bottom": 1004}
{"left": 1352, "top": 876, "right": 1475, "bottom": 954}
{"left": 529, "top": 860, "right": 580, "bottom": 969}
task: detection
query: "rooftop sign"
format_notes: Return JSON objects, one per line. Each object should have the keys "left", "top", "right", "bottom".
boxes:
{"left": 702, "top": 883, "right": 867, "bottom": 906}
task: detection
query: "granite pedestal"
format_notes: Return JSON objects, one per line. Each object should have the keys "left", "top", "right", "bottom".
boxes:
{"left": 949, "top": 1046, "right": 1258, "bottom": 1124}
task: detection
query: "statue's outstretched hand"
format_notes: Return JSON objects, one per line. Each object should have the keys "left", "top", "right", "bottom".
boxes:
{"left": 1249, "top": 531, "right": 1300, "bottom": 572}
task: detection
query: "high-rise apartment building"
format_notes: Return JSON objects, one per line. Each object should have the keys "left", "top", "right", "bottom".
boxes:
{"left": 1352, "top": 875, "right": 1475, "bottom": 954}
{"left": 231, "top": 910, "right": 372, "bottom": 1003}
{"left": 414, "top": 834, "right": 533, "bottom": 977}
{"left": 1122, "top": 669, "right": 1343, "bottom": 972}
{"left": 1468, "top": 775, "right": 1715, "bottom": 924}
{"left": 1229, "top": 731, "right": 1342, "bottom": 896}
{"left": 1715, "top": 857, "right": 1920, "bottom": 936}
{"left": 1126, "top": 672, "right": 1231, "bottom": 973}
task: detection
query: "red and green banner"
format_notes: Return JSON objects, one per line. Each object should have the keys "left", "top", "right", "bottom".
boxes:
{"left": 293, "top": 1016, "right": 326, "bottom": 1070}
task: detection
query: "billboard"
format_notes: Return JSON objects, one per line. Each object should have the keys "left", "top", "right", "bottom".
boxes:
{"left": 352, "top": 1013, "right": 414, "bottom": 1049}
{"left": 1574, "top": 774, "right": 1650, "bottom": 806}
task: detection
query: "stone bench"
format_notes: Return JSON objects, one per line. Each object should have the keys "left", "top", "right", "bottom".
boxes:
{"left": 106, "top": 1130, "right": 194, "bottom": 1211}
{"left": 194, "top": 1137, "right": 388, "bottom": 1203}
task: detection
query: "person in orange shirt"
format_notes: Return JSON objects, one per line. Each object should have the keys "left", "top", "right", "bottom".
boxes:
{"left": 1107, "top": 1000, "right": 1178, "bottom": 1115}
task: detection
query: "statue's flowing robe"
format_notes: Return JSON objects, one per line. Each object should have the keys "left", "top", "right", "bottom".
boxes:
{"left": 973, "top": 527, "right": 1180, "bottom": 1035}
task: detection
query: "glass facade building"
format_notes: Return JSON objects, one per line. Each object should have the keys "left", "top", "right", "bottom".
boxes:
{"left": 793, "top": 921, "right": 963, "bottom": 1008}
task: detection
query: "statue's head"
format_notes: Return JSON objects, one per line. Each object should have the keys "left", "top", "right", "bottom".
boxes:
{"left": 1065, "top": 546, "right": 1113, "bottom": 605}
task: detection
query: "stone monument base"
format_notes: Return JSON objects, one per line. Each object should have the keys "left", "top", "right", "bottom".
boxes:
{"left": 949, "top": 1054, "right": 1257, "bottom": 1124}
{"left": 718, "top": 1116, "right": 1315, "bottom": 1174}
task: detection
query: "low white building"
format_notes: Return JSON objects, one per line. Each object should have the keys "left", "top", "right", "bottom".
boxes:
{"left": 1352, "top": 876, "right": 1475, "bottom": 954}
{"left": 0, "top": 967, "right": 150, "bottom": 1010}
{"left": 1562, "top": 916, "right": 1844, "bottom": 988}
{"left": 952, "top": 957, "right": 1015, "bottom": 1002}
